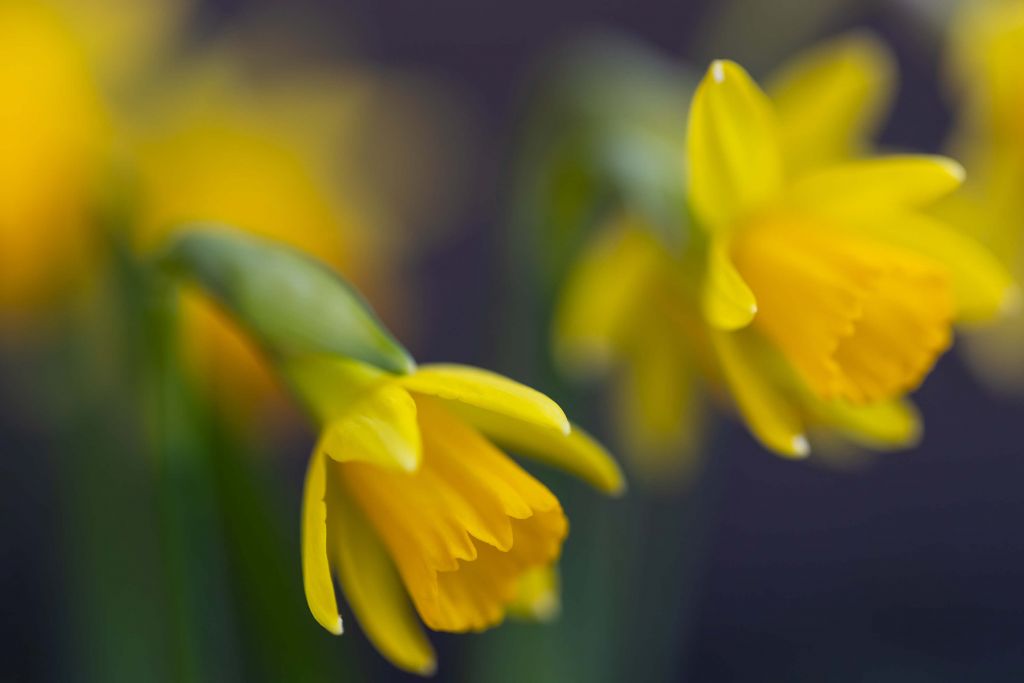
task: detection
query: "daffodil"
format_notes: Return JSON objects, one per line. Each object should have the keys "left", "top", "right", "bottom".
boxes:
{"left": 556, "top": 37, "right": 1013, "bottom": 475}
{"left": 291, "top": 357, "right": 621, "bottom": 672}
{"left": 0, "top": 0, "right": 186, "bottom": 325}
{"left": 942, "top": 0, "right": 1024, "bottom": 390}
{"left": 0, "top": 0, "right": 110, "bottom": 321}
{"left": 165, "top": 228, "right": 624, "bottom": 675}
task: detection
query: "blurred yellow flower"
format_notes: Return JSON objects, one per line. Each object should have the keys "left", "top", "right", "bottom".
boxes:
{"left": 0, "top": 0, "right": 110, "bottom": 320}
{"left": 0, "top": 0, "right": 457, "bottom": 428}
{"left": 556, "top": 39, "right": 1013, "bottom": 478}
{"left": 288, "top": 356, "right": 623, "bottom": 674}
{"left": 127, "top": 52, "right": 458, "bottom": 422}
{"left": 943, "top": 0, "right": 1024, "bottom": 390}
{"left": 0, "top": 0, "right": 187, "bottom": 325}
{"left": 129, "top": 66, "right": 374, "bottom": 418}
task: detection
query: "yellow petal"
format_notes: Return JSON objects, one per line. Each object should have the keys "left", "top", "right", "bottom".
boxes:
{"left": 687, "top": 59, "right": 783, "bottom": 231}
{"left": 301, "top": 450, "right": 342, "bottom": 635}
{"left": 810, "top": 398, "right": 921, "bottom": 450}
{"left": 401, "top": 364, "right": 570, "bottom": 435}
{"left": 947, "top": 0, "right": 1024, "bottom": 137}
{"left": 788, "top": 156, "right": 965, "bottom": 211}
{"left": 711, "top": 330, "right": 808, "bottom": 458}
{"left": 553, "top": 220, "right": 662, "bottom": 375}
{"left": 507, "top": 565, "right": 561, "bottom": 622}
{"left": 702, "top": 237, "right": 757, "bottom": 330}
{"left": 318, "top": 383, "right": 422, "bottom": 472}
{"left": 769, "top": 32, "right": 895, "bottom": 174}
{"left": 849, "top": 211, "right": 1017, "bottom": 325}
{"left": 458, "top": 404, "right": 625, "bottom": 496}
{"left": 615, "top": 315, "right": 704, "bottom": 485}
{"left": 327, "top": 474, "right": 436, "bottom": 675}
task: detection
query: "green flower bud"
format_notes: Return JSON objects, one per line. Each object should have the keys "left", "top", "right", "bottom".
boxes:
{"left": 160, "top": 225, "right": 415, "bottom": 375}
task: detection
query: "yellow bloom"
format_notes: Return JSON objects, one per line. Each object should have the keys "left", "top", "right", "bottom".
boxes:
{"left": 556, "top": 38, "right": 1012, "bottom": 473}
{"left": 289, "top": 355, "right": 623, "bottom": 674}
{"left": 129, "top": 56, "right": 449, "bottom": 422}
{"left": 943, "top": 0, "right": 1024, "bottom": 390}
{"left": 0, "top": 0, "right": 185, "bottom": 324}
{"left": 128, "top": 66, "right": 361, "bottom": 417}
{"left": 0, "top": 0, "right": 110, "bottom": 320}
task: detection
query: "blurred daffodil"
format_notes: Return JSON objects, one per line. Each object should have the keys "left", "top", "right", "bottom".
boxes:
{"left": 942, "top": 0, "right": 1024, "bottom": 390}
{"left": 129, "top": 59, "right": 447, "bottom": 422}
{"left": 166, "top": 228, "right": 624, "bottom": 675}
{"left": 0, "top": 0, "right": 187, "bottom": 325}
{"left": 556, "top": 40, "right": 1013, "bottom": 480}
{"left": 0, "top": 0, "right": 110, "bottom": 321}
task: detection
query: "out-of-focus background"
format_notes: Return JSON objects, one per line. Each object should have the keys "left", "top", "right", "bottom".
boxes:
{"left": 4, "top": 0, "right": 1024, "bottom": 681}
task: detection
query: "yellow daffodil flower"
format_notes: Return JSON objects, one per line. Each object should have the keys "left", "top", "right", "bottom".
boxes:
{"left": 557, "top": 38, "right": 1013, "bottom": 477}
{"left": 0, "top": 0, "right": 186, "bottom": 325}
{"left": 165, "top": 227, "right": 624, "bottom": 675}
{"left": 288, "top": 358, "right": 622, "bottom": 671}
{"left": 291, "top": 357, "right": 622, "bottom": 674}
{"left": 943, "top": 0, "right": 1024, "bottom": 390}
{"left": 0, "top": 0, "right": 110, "bottom": 321}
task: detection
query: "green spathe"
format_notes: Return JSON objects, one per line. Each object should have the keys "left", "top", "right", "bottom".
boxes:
{"left": 161, "top": 225, "right": 416, "bottom": 375}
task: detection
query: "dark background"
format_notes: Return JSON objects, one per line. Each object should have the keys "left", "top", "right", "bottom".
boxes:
{"left": 5, "top": 0, "right": 1023, "bottom": 681}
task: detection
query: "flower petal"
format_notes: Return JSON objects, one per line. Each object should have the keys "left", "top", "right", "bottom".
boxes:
{"left": 401, "top": 364, "right": 570, "bottom": 435}
{"left": 327, "top": 473, "right": 436, "bottom": 675}
{"left": 769, "top": 32, "right": 895, "bottom": 174}
{"left": 301, "top": 450, "right": 342, "bottom": 635}
{"left": 615, "top": 315, "right": 704, "bottom": 485}
{"left": 811, "top": 398, "right": 921, "bottom": 450}
{"left": 711, "top": 330, "right": 808, "bottom": 458}
{"left": 850, "top": 211, "right": 1017, "bottom": 325}
{"left": 553, "top": 220, "right": 662, "bottom": 375}
{"left": 507, "top": 565, "right": 561, "bottom": 623}
{"left": 318, "top": 383, "right": 421, "bottom": 471}
{"left": 702, "top": 237, "right": 757, "bottom": 330}
{"left": 458, "top": 404, "right": 626, "bottom": 496}
{"left": 788, "top": 156, "right": 965, "bottom": 211}
{"left": 687, "top": 59, "right": 783, "bottom": 231}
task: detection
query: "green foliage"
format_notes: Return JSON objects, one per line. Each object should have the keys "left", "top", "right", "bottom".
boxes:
{"left": 160, "top": 226, "right": 415, "bottom": 375}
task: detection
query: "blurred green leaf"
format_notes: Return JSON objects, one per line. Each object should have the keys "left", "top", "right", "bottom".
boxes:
{"left": 508, "top": 32, "right": 698, "bottom": 295}
{"left": 160, "top": 226, "right": 415, "bottom": 375}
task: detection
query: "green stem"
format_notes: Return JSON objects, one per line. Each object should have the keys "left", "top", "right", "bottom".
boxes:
{"left": 141, "top": 266, "right": 242, "bottom": 683}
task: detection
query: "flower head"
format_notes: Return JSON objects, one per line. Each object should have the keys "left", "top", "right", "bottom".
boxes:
{"left": 166, "top": 228, "right": 623, "bottom": 674}
{"left": 0, "top": 0, "right": 110, "bottom": 320}
{"left": 0, "top": 0, "right": 186, "bottom": 325}
{"left": 294, "top": 357, "right": 621, "bottom": 673}
{"left": 556, "top": 39, "right": 1013, "bottom": 471}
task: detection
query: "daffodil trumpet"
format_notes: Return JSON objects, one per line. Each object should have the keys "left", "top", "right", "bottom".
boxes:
{"left": 164, "top": 226, "right": 623, "bottom": 674}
